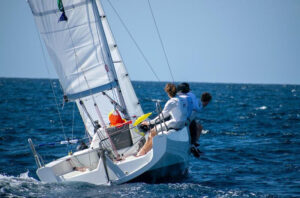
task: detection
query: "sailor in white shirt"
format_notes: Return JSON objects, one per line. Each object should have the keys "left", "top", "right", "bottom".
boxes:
{"left": 137, "top": 83, "right": 187, "bottom": 156}
{"left": 149, "top": 96, "right": 188, "bottom": 132}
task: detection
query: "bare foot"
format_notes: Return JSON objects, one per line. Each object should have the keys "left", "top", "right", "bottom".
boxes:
{"left": 74, "top": 167, "right": 89, "bottom": 172}
{"left": 136, "top": 148, "right": 146, "bottom": 157}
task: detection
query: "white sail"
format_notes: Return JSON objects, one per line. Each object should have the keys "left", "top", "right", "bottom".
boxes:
{"left": 28, "top": 0, "right": 117, "bottom": 99}
{"left": 28, "top": 0, "right": 143, "bottom": 136}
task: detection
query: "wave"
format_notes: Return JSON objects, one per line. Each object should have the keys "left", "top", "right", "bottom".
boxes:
{"left": 150, "top": 99, "right": 163, "bottom": 102}
{"left": 0, "top": 171, "right": 37, "bottom": 182}
{"left": 256, "top": 106, "right": 267, "bottom": 110}
{"left": 1, "top": 79, "right": 299, "bottom": 197}
{"left": 0, "top": 171, "right": 40, "bottom": 197}
{"left": 201, "top": 129, "right": 209, "bottom": 134}
{"left": 0, "top": 172, "right": 272, "bottom": 198}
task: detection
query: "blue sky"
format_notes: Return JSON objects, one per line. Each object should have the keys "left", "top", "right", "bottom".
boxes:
{"left": 0, "top": 0, "right": 299, "bottom": 84}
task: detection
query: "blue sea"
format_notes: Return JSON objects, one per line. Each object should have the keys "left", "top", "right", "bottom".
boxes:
{"left": 0, "top": 78, "right": 299, "bottom": 197}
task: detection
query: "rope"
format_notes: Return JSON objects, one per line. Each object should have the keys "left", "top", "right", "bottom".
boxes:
{"left": 82, "top": 71, "right": 120, "bottom": 158}
{"left": 63, "top": 3, "right": 85, "bottom": 99}
{"left": 147, "top": 0, "right": 175, "bottom": 82}
{"left": 71, "top": 102, "right": 75, "bottom": 140}
{"left": 35, "top": 28, "right": 68, "bottom": 143}
{"left": 106, "top": 0, "right": 161, "bottom": 81}
{"left": 57, "top": 5, "right": 104, "bottom": 149}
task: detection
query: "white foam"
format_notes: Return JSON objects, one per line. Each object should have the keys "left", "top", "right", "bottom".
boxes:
{"left": 0, "top": 173, "right": 12, "bottom": 180}
{"left": 201, "top": 130, "right": 209, "bottom": 134}
{"left": 239, "top": 116, "right": 246, "bottom": 120}
{"left": 0, "top": 171, "right": 38, "bottom": 183}
{"left": 256, "top": 106, "right": 267, "bottom": 110}
{"left": 151, "top": 99, "right": 162, "bottom": 102}
{"left": 19, "top": 171, "right": 30, "bottom": 179}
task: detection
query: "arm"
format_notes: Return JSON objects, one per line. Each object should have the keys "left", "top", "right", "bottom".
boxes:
{"left": 189, "top": 93, "right": 202, "bottom": 113}
{"left": 194, "top": 99, "right": 203, "bottom": 113}
{"left": 150, "top": 98, "right": 176, "bottom": 125}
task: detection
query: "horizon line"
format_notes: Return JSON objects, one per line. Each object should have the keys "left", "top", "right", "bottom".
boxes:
{"left": 0, "top": 76, "right": 299, "bottom": 86}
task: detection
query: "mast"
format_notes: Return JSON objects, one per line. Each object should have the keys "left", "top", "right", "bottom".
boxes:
{"left": 95, "top": 0, "right": 144, "bottom": 119}
{"left": 91, "top": 0, "right": 129, "bottom": 119}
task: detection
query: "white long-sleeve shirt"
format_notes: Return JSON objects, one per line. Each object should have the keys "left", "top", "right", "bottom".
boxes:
{"left": 150, "top": 96, "right": 187, "bottom": 130}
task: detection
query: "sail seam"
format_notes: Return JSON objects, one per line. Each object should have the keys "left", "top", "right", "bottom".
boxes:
{"left": 39, "top": 20, "right": 100, "bottom": 35}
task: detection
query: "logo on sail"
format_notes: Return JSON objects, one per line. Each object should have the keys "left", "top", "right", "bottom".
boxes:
{"left": 57, "top": 0, "right": 68, "bottom": 22}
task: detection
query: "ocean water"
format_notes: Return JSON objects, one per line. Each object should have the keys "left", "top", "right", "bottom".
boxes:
{"left": 0, "top": 78, "right": 299, "bottom": 197}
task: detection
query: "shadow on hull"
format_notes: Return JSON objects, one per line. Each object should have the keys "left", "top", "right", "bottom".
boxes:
{"left": 129, "top": 162, "right": 188, "bottom": 184}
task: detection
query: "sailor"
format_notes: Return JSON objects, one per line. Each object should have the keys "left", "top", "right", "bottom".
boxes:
{"left": 137, "top": 83, "right": 188, "bottom": 156}
{"left": 109, "top": 109, "right": 125, "bottom": 126}
{"left": 177, "top": 84, "right": 193, "bottom": 121}
{"left": 177, "top": 83, "right": 212, "bottom": 157}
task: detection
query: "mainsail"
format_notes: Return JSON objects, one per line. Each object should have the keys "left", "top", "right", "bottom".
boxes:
{"left": 28, "top": 0, "right": 144, "bottom": 136}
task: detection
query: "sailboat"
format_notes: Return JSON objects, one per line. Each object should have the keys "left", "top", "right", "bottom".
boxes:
{"left": 27, "top": 0, "right": 191, "bottom": 185}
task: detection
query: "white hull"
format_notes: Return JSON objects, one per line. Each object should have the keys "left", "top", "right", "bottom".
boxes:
{"left": 36, "top": 127, "right": 190, "bottom": 185}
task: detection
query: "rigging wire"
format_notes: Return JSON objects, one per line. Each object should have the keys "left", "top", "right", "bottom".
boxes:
{"left": 82, "top": 72, "right": 119, "bottom": 157}
{"left": 35, "top": 29, "right": 68, "bottom": 143}
{"left": 147, "top": 0, "right": 175, "bottom": 82}
{"left": 106, "top": 0, "right": 161, "bottom": 82}
{"left": 76, "top": 1, "right": 120, "bottom": 157}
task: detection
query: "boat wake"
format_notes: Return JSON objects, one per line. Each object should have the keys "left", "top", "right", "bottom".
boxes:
{"left": 0, "top": 172, "right": 98, "bottom": 197}
{"left": 0, "top": 173, "right": 269, "bottom": 198}
{"left": 0, "top": 171, "right": 40, "bottom": 197}
{"left": 0, "top": 171, "right": 38, "bottom": 183}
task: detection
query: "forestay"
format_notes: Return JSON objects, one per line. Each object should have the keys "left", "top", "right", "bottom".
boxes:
{"left": 28, "top": 0, "right": 143, "bottom": 136}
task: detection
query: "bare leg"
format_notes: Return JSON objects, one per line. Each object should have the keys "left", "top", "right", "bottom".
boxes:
{"left": 189, "top": 120, "right": 197, "bottom": 145}
{"left": 196, "top": 123, "right": 202, "bottom": 143}
{"left": 137, "top": 128, "right": 157, "bottom": 156}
